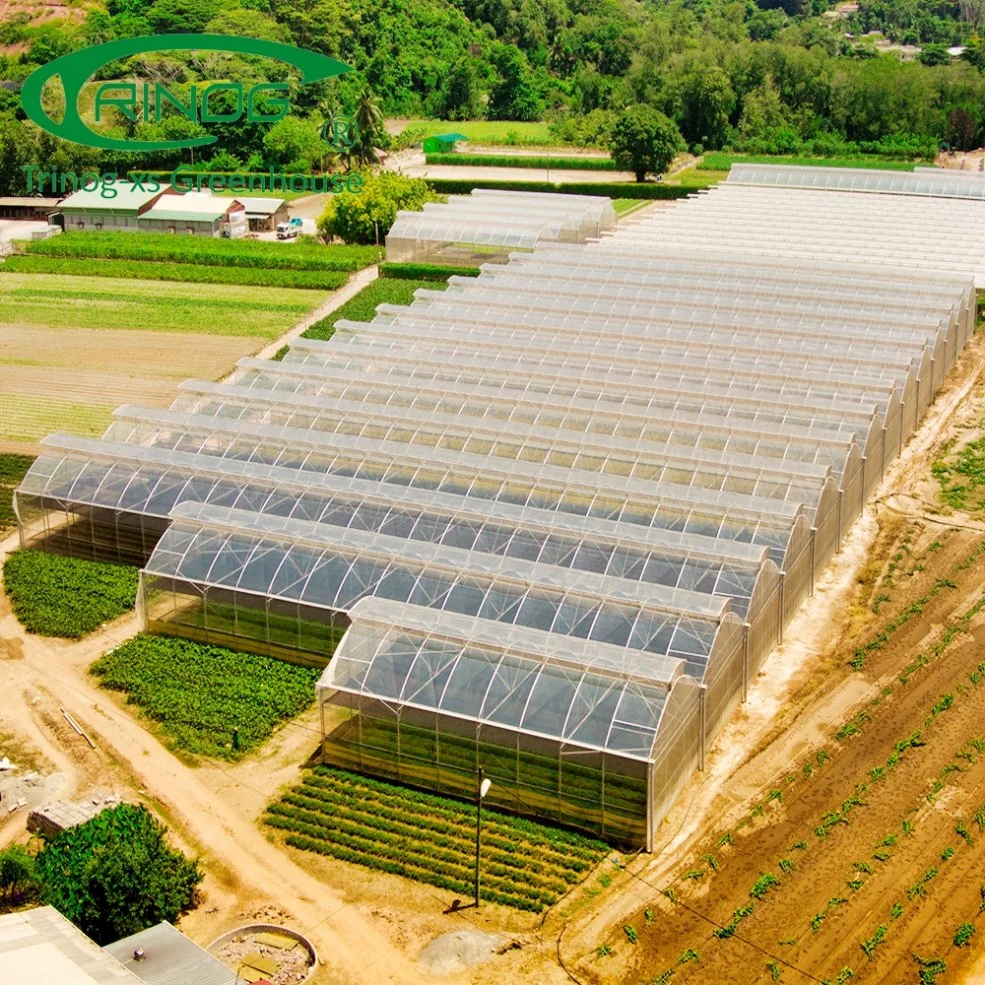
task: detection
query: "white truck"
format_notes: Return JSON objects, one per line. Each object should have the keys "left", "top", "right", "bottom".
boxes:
{"left": 276, "top": 217, "right": 303, "bottom": 239}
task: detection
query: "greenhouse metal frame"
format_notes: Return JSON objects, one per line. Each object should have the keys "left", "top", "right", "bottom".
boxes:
{"left": 15, "top": 166, "right": 982, "bottom": 849}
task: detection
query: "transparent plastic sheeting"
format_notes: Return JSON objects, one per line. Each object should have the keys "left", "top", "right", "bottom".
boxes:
{"left": 14, "top": 171, "right": 979, "bottom": 848}
{"left": 385, "top": 189, "right": 616, "bottom": 265}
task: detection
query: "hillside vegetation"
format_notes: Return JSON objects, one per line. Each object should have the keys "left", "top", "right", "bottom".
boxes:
{"left": 2, "top": 0, "right": 985, "bottom": 195}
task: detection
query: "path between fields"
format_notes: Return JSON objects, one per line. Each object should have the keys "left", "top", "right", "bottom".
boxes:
{"left": 246, "top": 263, "right": 379, "bottom": 365}
{"left": 0, "top": 553, "right": 425, "bottom": 985}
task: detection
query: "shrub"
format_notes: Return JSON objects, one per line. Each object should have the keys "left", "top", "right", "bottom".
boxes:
{"left": 0, "top": 845, "right": 40, "bottom": 906}
{"left": 3, "top": 551, "right": 138, "bottom": 638}
{"left": 319, "top": 171, "right": 441, "bottom": 245}
{"left": 35, "top": 804, "right": 201, "bottom": 944}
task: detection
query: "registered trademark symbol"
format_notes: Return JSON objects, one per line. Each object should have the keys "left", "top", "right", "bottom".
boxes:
{"left": 322, "top": 114, "right": 357, "bottom": 152}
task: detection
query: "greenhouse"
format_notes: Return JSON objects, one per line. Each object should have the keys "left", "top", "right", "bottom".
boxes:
{"left": 384, "top": 189, "right": 616, "bottom": 265}
{"left": 15, "top": 167, "right": 981, "bottom": 849}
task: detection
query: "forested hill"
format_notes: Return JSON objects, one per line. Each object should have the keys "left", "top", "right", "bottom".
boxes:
{"left": 2, "top": 0, "right": 985, "bottom": 193}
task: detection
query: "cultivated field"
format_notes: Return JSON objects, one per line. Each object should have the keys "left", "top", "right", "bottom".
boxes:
{"left": 0, "top": 268, "right": 338, "bottom": 451}
{"left": 561, "top": 352, "right": 985, "bottom": 985}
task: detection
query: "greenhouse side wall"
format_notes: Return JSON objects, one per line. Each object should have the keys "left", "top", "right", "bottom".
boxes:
{"left": 142, "top": 575, "right": 346, "bottom": 668}
{"left": 319, "top": 694, "right": 651, "bottom": 847}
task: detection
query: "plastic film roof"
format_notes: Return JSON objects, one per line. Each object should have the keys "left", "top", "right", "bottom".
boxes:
{"left": 323, "top": 598, "right": 675, "bottom": 760}
{"left": 18, "top": 168, "right": 979, "bottom": 765}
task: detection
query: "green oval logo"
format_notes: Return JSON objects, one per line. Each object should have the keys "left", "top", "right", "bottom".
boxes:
{"left": 21, "top": 33, "right": 353, "bottom": 152}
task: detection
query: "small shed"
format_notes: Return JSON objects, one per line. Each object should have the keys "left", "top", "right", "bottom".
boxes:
{"left": 422, "top": 132, "right": 468, "bottom": 154}
{"left": 0, "top": 197, "right": 63, "bottom": 221}
{"left": 27, "top": 788, "right": 120, "bottom": 838}
{"left": 234, "top": 196, "right": 289, "bottom": 232}
{"left": 104, "top": 922, "right": 244, "bottom": 985}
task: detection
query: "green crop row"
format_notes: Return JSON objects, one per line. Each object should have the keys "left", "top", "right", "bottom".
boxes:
{"left": 287, "top": 783, "right": 588, "bottom": 878}
{"left": 3, "top": 550, "right": 138, "bottom": 638}
{"left": 265, "top": 810, "right": 556, "bottom": 910}
{"left": 281, "top": 832, "right": 541, "bottom": 911}
{"left": 269, "top": 800, "right": 569, "bottom": 895}
{"left": 21, "top": 232, "right": 378, "bottom": 272}
{"left": 2, "top": 256, "right": 348, "bottom": 291}
{"left": 308, "top": 767, "right": 609, "bottom": 855}
{"left": 379, "top": 262, "right": 481, "bottom": 281}
{"left": 425, "top": 153, "right": 617, "bottom": 170}
{"left": 90, "top": 634, "right": 319, "bottom": 760}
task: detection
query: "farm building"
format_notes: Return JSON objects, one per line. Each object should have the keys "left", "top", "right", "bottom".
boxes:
{"left": 0, "top": 906, "right": 144, "bottom": 985}
{"left": 59, "top": 181, "right": 176, "bottom": 231}
{"left": 136, "top": 193, "right": 248, "bottom": 238}
{"left": 385, "top": 189, "right": 617, "bottom": 265}
{"left": 235, "top": 196, "right": 289, "bottom": 232}
{"left": 0, "top": 196, "right": 62, "bottom": 221}
{"left": 421, "top": 132, "right": 468, "bottom": 153}
{"left": 15, "top": 167, "right": 983, "bottom": 849}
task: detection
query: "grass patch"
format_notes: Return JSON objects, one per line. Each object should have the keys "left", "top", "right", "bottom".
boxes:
{"left": 264, "top": 765, "right": 607, "bottom": 910}
{"left": 21, "top": 232, "right": 378, "bottom": 272}
{"left": 425, "top": 152, "right": 615, "bottom": 169}
{"left": 424, "top": 178, "right": 691, "bottom": 199}
{"left": 397, "top": 119, "right": 555, "bottom": 145}
{"left": 933, "top": 433, "right": 985, "bottom": 513}
{"left": 302, "top": 278, "right": 446, "bottom": 342}
{"left": 90, "top": 634, "right": 320, "bottom": 760}
{"left": 0, "top": 453, "right": 33, "bottom": 535}
{"left": 0, "top": 273, "right": 325, "bottom": 338}
{"left": 698, "top": 153, "right": 917, "bottom": 172}
{"left": 2, "top": 550, "right": 138, "bottom": 637}
{"left": 3, "top": 255, "right": 348, "bottom": 291}
{"left": 612, "top": 198, "right": 650, "bottom": 216}
{"left": 0, "top": 394, "right": 111, "bottom": 445}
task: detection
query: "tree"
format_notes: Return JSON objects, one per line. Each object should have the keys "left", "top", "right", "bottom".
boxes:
{"left": 678, "top": 64, "right": 737, "bottom": 150}
{"left": 918, "top": 43, "right": 952, "bottom": 67}
{"left": 442, "top": 57, "right": 482, "bottom": 121}
{"left": 347, "top": 86, "right": 388, "bottom": 167}
{"left": 318, "top": 170, "right": 439, "bottom": 244}
{"left": 610, "top": 104, "right": 685, "bottom": 183}
{"left": 960, "top": 0, "right": 985, "bottom": 31}
{"left": 488, "top": 44, "right": 544, "bottom": 121}
{"left": 35, "top": 804, "right": 201, "bottom": 945}
{"left": 263, "top": 115, "right": 328, "bottom": 170}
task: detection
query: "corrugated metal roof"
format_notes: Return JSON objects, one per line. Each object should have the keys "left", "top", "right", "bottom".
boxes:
{"left": 60, "top": 182, "right": 166, "bottom": 212}
{"left": 0, "top": 197, "right": 62, "bottom": 207}
{"left": 233, "top": 196, "right": 285, "bottom": 215}
{"left": 0, "top": 906, "right": 143, "bottom": 985}
{"left": 103, "top": 922, "right": 242, "bottom": 985}
{"left": 139, "top": 210, "right": 224, "bottom": 223}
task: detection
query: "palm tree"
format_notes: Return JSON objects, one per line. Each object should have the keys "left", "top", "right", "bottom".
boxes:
{"left": 351, "top": 85, "right": 384, "bottom": 167}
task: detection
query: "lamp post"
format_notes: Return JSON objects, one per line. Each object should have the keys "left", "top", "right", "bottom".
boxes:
{"left": 474, "top": 768, "right": 492, "bottom": 908}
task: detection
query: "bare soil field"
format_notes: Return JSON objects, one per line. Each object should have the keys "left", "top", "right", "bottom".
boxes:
{"left": 0, "top": 325, "right": 261, "bottom": 449}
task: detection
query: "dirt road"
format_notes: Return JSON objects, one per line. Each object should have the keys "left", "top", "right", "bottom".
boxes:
{"left": 0, "top": 561, "right": 427, "bottom": 985}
